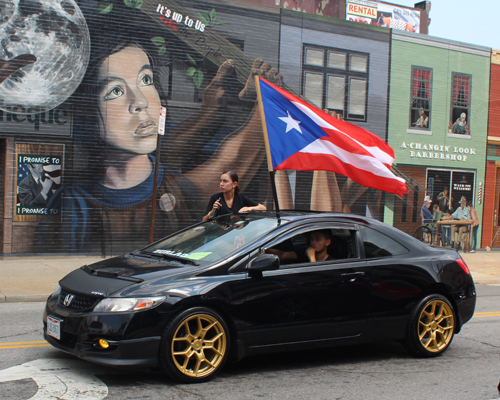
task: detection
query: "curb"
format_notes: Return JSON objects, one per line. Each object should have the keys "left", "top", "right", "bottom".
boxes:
{"left": 0, "top": 294, "right": 49, "bottom": 303}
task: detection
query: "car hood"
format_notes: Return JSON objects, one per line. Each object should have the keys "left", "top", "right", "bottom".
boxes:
{"left": 58, "top": 255, "right": 201, "bottom": 297}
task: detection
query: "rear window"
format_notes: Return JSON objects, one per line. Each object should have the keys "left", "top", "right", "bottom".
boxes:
{"left": 361, "top": 226, "right": 409, "bottom": 259}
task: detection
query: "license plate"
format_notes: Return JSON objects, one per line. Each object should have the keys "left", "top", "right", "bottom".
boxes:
{"left": 47, "top": 316, "right": 62, "bottom": 340}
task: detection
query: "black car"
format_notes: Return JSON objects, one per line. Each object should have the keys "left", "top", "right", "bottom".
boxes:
{"left": 43, "top": 212, "right": 476, "bottom": 383}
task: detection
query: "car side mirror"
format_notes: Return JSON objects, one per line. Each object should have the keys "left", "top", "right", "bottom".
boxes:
{"left": 247, "top": 254, "right": 279, "bottom": 278}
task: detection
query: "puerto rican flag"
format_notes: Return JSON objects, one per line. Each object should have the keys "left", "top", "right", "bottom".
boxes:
{"left": 257, "top": 77, "right": 408, "bottom": 197}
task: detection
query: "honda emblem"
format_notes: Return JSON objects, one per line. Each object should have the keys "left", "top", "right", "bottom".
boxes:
{"left": 63, "top": 294, "right": 74, "bottom": 307}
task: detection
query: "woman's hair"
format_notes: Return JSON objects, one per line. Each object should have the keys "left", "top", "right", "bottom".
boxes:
{"left": 222, "top": 171, "right": 240, "bottom": 195}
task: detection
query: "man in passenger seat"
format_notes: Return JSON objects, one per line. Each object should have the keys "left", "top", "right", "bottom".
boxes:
{"left": 306, "top": 230, "right": 333, "bottom": 262}
{"left": 266, "top": 230, "right": 333, "bottom": 263}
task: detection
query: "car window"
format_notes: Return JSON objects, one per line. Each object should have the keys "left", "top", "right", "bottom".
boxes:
{"left": 143, "top": 215, "right": 283, "bottom": 263}
{"left": 265, "top": 227, "right": 357, "bottom": 267}
{"left": 360, "top": 226, "right": 409, "bottom": 259}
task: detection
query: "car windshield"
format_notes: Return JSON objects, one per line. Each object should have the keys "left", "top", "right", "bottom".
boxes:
{"left": 142, "top": 215, "right": 283, "bottom": 263}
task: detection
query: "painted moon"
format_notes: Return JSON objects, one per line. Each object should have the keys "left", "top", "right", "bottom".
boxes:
{"left": 0, "top": 0, "right": 90, "bottom": 114}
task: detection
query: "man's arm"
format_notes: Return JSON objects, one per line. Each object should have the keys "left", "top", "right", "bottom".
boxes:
{"left": 422, "top": 207, "right": 434, "bottom": 221}
{"left": 265, "top": 248, "right": 297, "bottom": 262}
{"left": 305, "top": 247, "right": 316, "bottom": 262}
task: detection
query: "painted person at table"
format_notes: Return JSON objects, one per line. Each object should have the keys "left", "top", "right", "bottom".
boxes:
{"left": 451, "top": 196, "right": 471, "bottom": 249}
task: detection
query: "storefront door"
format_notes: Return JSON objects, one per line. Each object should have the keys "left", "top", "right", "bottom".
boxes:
{"left": 426, "top": 169, "right": 476, "bottom": 212}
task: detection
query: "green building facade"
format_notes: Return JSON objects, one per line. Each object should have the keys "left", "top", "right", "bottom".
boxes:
{"left": 387, "top": 30, "right": 491, "bottom": 245}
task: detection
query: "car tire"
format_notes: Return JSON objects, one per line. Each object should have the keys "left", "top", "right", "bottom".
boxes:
{"left": 159, "top": 307, "right": 230, "bottom": 383}
{"left": 403, "top": 294, "right": 455, "bottom": 357}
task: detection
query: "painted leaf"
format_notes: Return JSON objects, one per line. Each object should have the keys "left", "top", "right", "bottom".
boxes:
{"left": 186, "top": 54, "right": 197, "bottom": 66}
{"left": 210, "top": 8, "right": 216, "bottom": 21}
{"left": 193, "top": 70, "right": 204, "bottom": 88}
{"left": 98, "top": 2, "right": 113, "bottom": 14}
{"left": 186, "top": 67, "right": 196, "bottom": 77}
{"left": 124, "top": 0, "right": 142, "bottom": 8}
{"left": 151, "top": 37, "right": 166, "bottom": 47}
{"left": 197, "top": 12, "right": 209, "bottom": 26}
{"left": 159, "top": 46, "right": 166, "bottom": 56}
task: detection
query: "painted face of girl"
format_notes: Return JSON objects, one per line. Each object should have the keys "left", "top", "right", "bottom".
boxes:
{"left": 97, "top": 46, "right": 161, "bottom": 154}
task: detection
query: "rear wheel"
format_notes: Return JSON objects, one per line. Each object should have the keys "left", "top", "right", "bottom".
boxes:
{"left": 159, "top": 307, "right": 229, "bottom": 383}
{"left": 403, "top": 295, "right": 455, "bottom": 357}
{"left": 413, "top": 226, "right": 433, "bottom": 245}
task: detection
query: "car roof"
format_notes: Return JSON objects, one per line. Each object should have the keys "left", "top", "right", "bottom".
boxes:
{"left": 249, "top": 211, "right": 423, "bottom": 249}
{"left": 251, "top": 210, "right": 374, "bottom": 225}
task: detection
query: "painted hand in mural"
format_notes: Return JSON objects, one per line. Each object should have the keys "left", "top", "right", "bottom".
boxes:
{"left": 0, "top": 54, "right": 37, "bottom": 85}
{"left": 239, "top": 58, "right": 284, "bottom": 102}
{"left": 164, "top": 58, "right": 239, "bottom": 173}
{"left": 201, "top": 59, "right": 236, "bottom": 109}
{"left": 184, "top": 58, "right": 283, "bottom": 199}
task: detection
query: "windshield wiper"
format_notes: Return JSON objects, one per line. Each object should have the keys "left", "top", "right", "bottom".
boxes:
{"left": 135, "top": 251, "right": 199, "bottom": 266}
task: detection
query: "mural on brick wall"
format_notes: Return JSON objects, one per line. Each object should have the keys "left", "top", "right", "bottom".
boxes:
{"left": 2, "top": 0, "right": 387, "bottom": 255}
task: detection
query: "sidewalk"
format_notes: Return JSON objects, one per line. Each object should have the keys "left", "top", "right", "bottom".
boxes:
{"left": 0, "top": 251, "right": 499, "bottom": 302}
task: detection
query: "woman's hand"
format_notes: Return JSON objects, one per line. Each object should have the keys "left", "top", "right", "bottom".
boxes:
{"left": 203, "top": 198, "right": 222, "bottom": 221}
{"left": 208, "top": 198, "right": 222, "bottom": 217}
{"left": 239, "top": 203, "right": 266, "bottom": 213}
{"left": 213, "top": 198, "right": 222, "bottom": 211}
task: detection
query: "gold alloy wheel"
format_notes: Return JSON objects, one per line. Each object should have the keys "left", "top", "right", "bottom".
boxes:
{"left": 171, "top": 313, "right": 227, "bottom": 378}
{"left": 417, "top": 299, "right": 454, "bottom": 352}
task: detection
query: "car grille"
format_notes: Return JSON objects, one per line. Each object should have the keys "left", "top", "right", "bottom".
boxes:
{"left": 59, "top": 289, "right": 100, "bottom": 311}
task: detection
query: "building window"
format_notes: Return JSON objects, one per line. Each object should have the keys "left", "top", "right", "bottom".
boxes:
{"left": 303, "top": 45, "right": 369, "bottom": 121}
{"left": 409, "top": 66, "right": 432, "bottom": 130}
{"left": 449, "top": 73, "right": 471, "bottom": 135}
{"left": 426, "top": 169, "right": 476, "bottom": 211}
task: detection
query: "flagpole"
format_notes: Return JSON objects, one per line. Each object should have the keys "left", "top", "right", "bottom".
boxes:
{"left": 255, "top": 76, "right": 281, "bottom": 220}
{"left": 149, "top": 106, "right": 167, "bottom": 244}
{"left": 148, "top": 134, "right": 161, "bottom": 244}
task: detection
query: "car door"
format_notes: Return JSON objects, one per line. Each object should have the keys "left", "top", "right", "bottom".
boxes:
{"left": 359, "top": 225, "right": 428, "bottom": 341}
{"left": 242, "top": 223, "right": 372, "bottom": 347}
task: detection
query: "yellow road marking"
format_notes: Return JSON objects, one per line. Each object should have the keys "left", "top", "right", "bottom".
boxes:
{"left": 473, "top": 311, "right": 500, "bottom": 317}
{"left": 0, "top": 340, "right": 47, "bottom": 345}
{"left": 0, "top": 340, "right": 51, "bottom": 350}
{"left": 0, "top": 344, "right": 51, "bottom": 349}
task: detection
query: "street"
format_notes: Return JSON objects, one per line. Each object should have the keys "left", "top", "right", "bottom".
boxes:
{"left": 1, "top": 285, "right": 500, "bottom": 400}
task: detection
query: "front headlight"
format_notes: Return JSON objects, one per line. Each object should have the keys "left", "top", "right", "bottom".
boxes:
{"left": 51, "top": 285, "right": 62, "bottom": 298}
{"left": 93, "top": 297, "right": 166, "bottom": 312}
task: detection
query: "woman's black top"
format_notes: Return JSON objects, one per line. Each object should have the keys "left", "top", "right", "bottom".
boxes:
{"left": 205, "top": 192, "right": 259, "bottom": 217}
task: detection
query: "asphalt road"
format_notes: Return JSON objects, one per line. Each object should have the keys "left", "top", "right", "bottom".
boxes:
{"left": 1, "top": 285, "right": 500, "bottom": 400}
